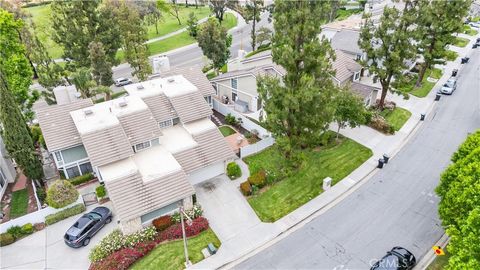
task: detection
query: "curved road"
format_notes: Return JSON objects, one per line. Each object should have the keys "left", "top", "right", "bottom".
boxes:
{"left": 237, "top": 50, "right": 480, "bottom": 269}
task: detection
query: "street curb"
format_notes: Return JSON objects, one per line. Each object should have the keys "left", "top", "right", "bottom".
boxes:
{"left": 413, "top": 234, "right": 449, "bottom": 270}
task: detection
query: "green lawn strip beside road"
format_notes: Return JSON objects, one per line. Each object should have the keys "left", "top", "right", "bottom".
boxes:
{"left": 463, "top": 25, "right": 478, "bottom": 36}
{"left": 130, "top": 229, "right": 220, "bottom": 270}
{"left": 444, "top": 50, "right": 458, "bottom": 62}
{"left": 380, "top": 107, "right": 411, "bottom": 131}
{"left": 452, "top": 36, "right": 469, "bottom": 48}
{"left": 117, "top": 13, "right": 237, "bottom": 62}
{"left": 335, "top": 9, "right": 362, "bottom": 21}
{"left": 427, "top": 250, "right": 450, "bottom": 270}
{"left": 219, "top": 126, "right": 236, "bottom": 137}
{"left": 10, "top": 189, "right": 29, "bottom": 219}
{"left": 244, "top": 137, "right": 373, "bottom": 222}
{"left": 397, "top": 68, "right": 442, "bottom": 98}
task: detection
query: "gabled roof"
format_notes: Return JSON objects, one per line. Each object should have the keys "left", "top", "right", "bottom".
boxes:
{"left": 332, "top": 50, "right": 362, "bottom": 83}
{"left": 350, "top": 82, "right": 380, "bottom": 99}
{"left": 169, "top": 91, "right": 212, "bottom": 123}
{"left": 35, "top": 99, "right": 93, "bottom": 152}
{"left": 331, "top": 29, "right": 362, "bottom": 55}
{"left": 211, "top": 63, "right": 286, "bottom": 82}
{"left": 159, "top": 66, "right": 215, "bottom": 97}
{"left": 117, "top": 109, "right": 162, "bottom": 146}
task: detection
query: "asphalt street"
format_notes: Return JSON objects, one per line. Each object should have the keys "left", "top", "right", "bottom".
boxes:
{"left": 236, "top": 50, "right": 480, "bottom": 269}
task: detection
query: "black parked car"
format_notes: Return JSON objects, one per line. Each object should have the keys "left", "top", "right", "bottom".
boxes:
{"left": 64, "top": 206, "right": 112, "bottom": 248}
{"left": 371, "top": 247, "right": 416, "bottom": 270}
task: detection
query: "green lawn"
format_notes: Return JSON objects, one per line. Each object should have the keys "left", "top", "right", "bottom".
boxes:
{"left": 471, "top": 16, "right": 480, "bottom": 22}
{"left": 244, "top": 137, "right": 373, "bottom": 222}
{"left": 397, "top": 68, "right": 441, "bottom": 98}
{"left": 146, "top": 6, "right": 211, "bottom": 40}
{"left": 427, "top": 250, "right": 450, "bottom": 270}
{"left": 130, "top": 229, "right": 220, "bottom": 270}
{"left": 463, "top": 25, "right": 478, "bottom": 36}
{"left": 380, "top": 107, "right": 411, "bottom": 131}
{"left": 452, "top": 36, "right": 469, "bottom": 48}
{"left": 117, "top": 13, "right": 237, "bottom": 62}
{"left": 444, "top": 50, "right": 458, "bottom": 62}
{"left": 428, "top": 68, "right": 443, "bottom": 80}
{"left": 219, "top": 126, "right": 236, "bottom": 137}
{"left": 336, "top": 9, "right": 362, "bottom": 21}
{"left": 10, "top": 189, "right": 29, "bottom": 219}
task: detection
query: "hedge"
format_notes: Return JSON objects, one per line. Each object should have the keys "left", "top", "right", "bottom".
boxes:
{"left": 96, "top": 185, "right": 106, "bottom": 198}
{"left": 152, "top": 215, "right": 173, "bottom": 232}
{"left": 70, "top": 173, "right": 94, "bottom": 186}
{"left": 0, "top": 233, "right": 14, "bottom": 247}
{"left": 248, "top": 170, "right": 266, "bottom": 188}
{"left": 240, "top": 181, "right": 252, "bottom": 196}
{"left": 45, "top": 203, "right": 86, "bottom": 225}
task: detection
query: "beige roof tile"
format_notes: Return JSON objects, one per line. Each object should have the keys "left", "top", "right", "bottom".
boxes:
{"left": 169, "top": 92, "right": 212, "bottom": 123}
{"left": 80, "top": 124, "right": 134, "bottom": 167}
{"left": 35, "top": 99, "right": 93, "bottom": 152}
{"left": 160, "top": 66, "right": 215, "bottom": 97}
{"left": 142, "top": 94, "right": 177, "bottom": 123}
{"left": 117, "top": 109, "right": 162, "bottom": 146}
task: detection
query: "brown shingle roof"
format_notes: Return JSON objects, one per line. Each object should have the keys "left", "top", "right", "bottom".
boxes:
{"left": 142, "top": 94, "right": 177, "bottom": 123}
{"left": 160, "top": 66, "right": 215, "bottom": 97}
{"left": 350, "top": 82, "right": 380, "bottom": 99}
{"left": 117, "top": 109, "right": 162, "bottom": 146}
{"left": 80, "top": 124, "right": 134, "bottom": 167}
{"left": 332, "top": 50, "right": 362, "bottom": 84}
{"left": 35, "top": 99, "right": 93, "bottom": 152}
{"left": 169, "top": 92, "right": 212, "bottom": 123}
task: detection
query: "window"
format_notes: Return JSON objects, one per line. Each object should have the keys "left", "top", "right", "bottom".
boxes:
{"left": 172, "top": 117, "right": 180, "bottom": 125}
{"left": 151, "top": 138, "right": 160, "bottom": 146}
{"left": 354, "top": 72, "right": 360, "bottom": 81}
{"left": 66, "top": 166, "right": 81, "bottom": 179}
{"left": 54, "top": 152, "right": 63, "bottom": 164}
{"left": 0, "top": 168, "right": 5, "bottom": 188}
{"left": 231, "top": 78, "right": 238, "bottom": 89}
{"left": 356, "top": 54, "right": 362, "bottom": 61}
{"left": 135, "top": 141, "right": 151, "bottom": 152}
{"left": 159, "top": 119, "right": 172, "bottom": 129}
{"left": 232, "top": 92, "right": 238, "bottom": 102}
{"left": 140, "top": 200, "right": 181, "bottom": 224}
{"left": 204, "top": 96, "right": 212, "bottom": 106}
{"left": 79, "top": 162, "right": 93, "bottom": 175}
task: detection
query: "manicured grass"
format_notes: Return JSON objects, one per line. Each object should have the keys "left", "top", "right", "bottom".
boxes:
{"left": 428, "top": 68, "right": 443, "bottom": 80}
{"left": 219, "top": 126, "right": 236, "bottom": 137}
{"left": 410, "top": 81, "right": 435, "bottom": 97}
{"left": 397, "top": 68, "right": 441, "bottom": 98}
{"left": 471, "top": 16, "right": 480, "bottom": 22}
{"left": 452, "top": 36, "right": 469, "bottom": 48}
{"left": 427, "top": 249, "right": 450, "bottom": 270}
{"left": 244, "top": 137, "right": 373, "bottom": 222}
{"left": 10, "top": 189, "right": 29, "bottom": 219}
{"left": 379, "top": 107, "right": 411, "bottom": 131}
{"left": 130, "top": 229, "right": 220, "bottom": 270}
{"left": 146, "top": 6, "right": 211, "bottom": 39}
{"left": 463, "top": 25, "right": 478, "bottom": 36}
{"left": 336, "top": 9, "right": 362, "bottom": 21}
{"left": 444, "top": 50, "right": 459, "bottom": 62}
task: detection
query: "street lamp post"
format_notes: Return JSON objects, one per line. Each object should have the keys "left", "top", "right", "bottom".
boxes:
{"left": 179, "top": 205, "right": 191, "bottom": 267}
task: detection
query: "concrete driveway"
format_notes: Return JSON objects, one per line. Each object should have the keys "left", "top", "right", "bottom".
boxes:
{"left": 0, "top": 201, "right": 118, "bottom": 270}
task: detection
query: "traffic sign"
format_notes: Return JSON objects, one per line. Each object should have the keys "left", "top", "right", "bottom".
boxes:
{"left": 432, "top": 246, "right": 445, "bottom": 256}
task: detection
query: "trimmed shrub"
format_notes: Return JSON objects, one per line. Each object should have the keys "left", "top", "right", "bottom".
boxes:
{"left": 152, "top": 215, "right": 173, "bottom": 232}
{"left": 70, "top": 173, "right": 94, "bottom": 186}
{"left": 225, "top": 113, "right": 239, "bottom": 126}
{"left": 240, "top": 181, "right": 252, "bottom": 196}
{"left": 89, "top": 226, "right": 156, "bottom": 262}
{"left": 0, "top": 233, "right": 14, "bottom": 246}
{"left": 45, "top": 203, "right": 86, "bottom": 225}
{"left": 95, "top": 185, "right": 106, "bottom": 198}
{"left": 227, "top": 162, "right": 241, "bottom": 179}
{"left": 21, "top": 223, "right": 34, "bottom": 235}
{"left": 30, "top": 125, "right": 42, "bottom": 145}
{"left": 46, "top": 180, "right": 79, "bottom": 208}
{"left": 368, "top": 114, "right": 394, "bottom": 134}
{"left": 34, "top": 222, "right": 46, "bottom": 231}
{"left": 6, "top": 226, "right": 23, "bottom": 239}
{"left": 248, "top": 170, "right": 266, "bottom": 188}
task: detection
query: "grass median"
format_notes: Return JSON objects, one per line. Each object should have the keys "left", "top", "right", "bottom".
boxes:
{"left": 380, "top": 107, "right": 411, "bottom": 131}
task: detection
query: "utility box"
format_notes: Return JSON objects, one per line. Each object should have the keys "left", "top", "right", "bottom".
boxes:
{"left": 323, "top": 177, "right": 332, "bottom": 190}
{"left": 152, "top": 55, "right": 170, "bottom": 74}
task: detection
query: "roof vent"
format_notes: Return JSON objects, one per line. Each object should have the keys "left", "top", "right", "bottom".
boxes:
{"left": 84, "top": 109, "right": 93, "bottom": 116}
{"left": 137, "top": 85, "right": 145, "bottom": 90}
{"left": 118, "top": 101, "right": 127, "bottom": 107}
{"left": 167, "top": 78, "right": 175, "bottom": 83}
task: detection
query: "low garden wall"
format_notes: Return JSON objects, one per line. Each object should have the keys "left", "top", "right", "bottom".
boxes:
{"left": 240, "top": 136, "right": 275, "bottom": 158}
{"left": 0, "top": 195, "right": 84, "bottom": 233}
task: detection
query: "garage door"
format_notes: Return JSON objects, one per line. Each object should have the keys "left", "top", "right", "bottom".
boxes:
{"left": 188, "top": 162, "right": 225, "bottom": 186}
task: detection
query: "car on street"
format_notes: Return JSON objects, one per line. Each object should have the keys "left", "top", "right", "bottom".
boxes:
{"left": 440, "top": 78, "right": 457, "bottom": 95}
{"left": 64, "top": 206, "right": 112, "bottom": 248}
{"left": 114, "top": 77, "right": 132, "bottom": 87}
{"left": 370, "top": 247, "right": 416, "bottom": 270}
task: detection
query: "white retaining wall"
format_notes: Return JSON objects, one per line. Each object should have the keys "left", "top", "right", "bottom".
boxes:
{"left": 0, "top": 195, "right": 84, "bottom": 233}
{"left": 213, "top": 99, "right": 271, "bottom": 138}
{"left": 240, "top": 136, "right": 275, "bottom": 158}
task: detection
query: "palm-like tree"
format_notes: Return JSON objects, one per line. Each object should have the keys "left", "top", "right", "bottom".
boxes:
{"left": 71, "top": 68, "right": 97, "bottom": 98}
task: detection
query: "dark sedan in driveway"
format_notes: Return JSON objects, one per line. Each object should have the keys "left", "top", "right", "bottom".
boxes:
{"left": 371, "top": 247, "right": 416, "bottom": 270}
{"left": 64, "top": 206, "right": 112, "bottom": 248}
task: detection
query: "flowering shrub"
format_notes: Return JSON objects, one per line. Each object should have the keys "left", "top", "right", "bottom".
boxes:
{"left": 46, "top": 180, "right": 79, "bottom": 208}
{"left": 152, "top": 215, "right": 173, "bottom": 232}
{"left": 89, "top": 226, "right": 156, "bottom": 262}
{"left": 155, "top": 217, "right": 209, "bottom": 243}
{"left": 171, "top": 204, "right": 203, "bottom": 223}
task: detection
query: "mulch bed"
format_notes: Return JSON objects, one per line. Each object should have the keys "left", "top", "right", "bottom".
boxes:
{"left": 212, "top": 110, "right": 250, "bottom": 136}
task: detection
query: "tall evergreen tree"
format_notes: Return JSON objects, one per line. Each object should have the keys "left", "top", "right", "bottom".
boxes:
{"left": 197, "top": 17, "right": 232, "bottom": 71}
{"left": 117, "top": 2, "right": 152, "bottom": 81}
{"left": 51, "top": 0, "right": 121, "bottom": 69}
{"left": 257, "top": 0, "right": 337, "bottom": 162}
{"left": 88, "top": 41, "right": 114, "bottom": 87}
{"left": 359, "top": 1, "right": 418, "bottom": 109}
{"left": 414, "top": 0, "right": 471, "bottom": 87}
{"left": 242, "top": 0, "right": 264, "bottom": 51}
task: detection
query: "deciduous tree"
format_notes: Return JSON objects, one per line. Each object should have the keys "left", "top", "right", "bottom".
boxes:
{"left": 208, "top": 0, "right": 238, "bottom": 23}
{"left": 359, "top": 2, "right": 418, "bottom": 109}
{"left": 257, "top": 0, "right": 337, "bottom": 162}
{"left": 157, "top": 0, "right": 182, "bottom": 25}
{"left": 71, "top": 68, "right": 97, "bottom": 99}
{"left": 197, "top": 17, "right": 231, "bottom": 71}
{"left": 332, "top": 87, "right": 367, "bottom": 139}
{"left": 256, "top": 26, "right": 272, "bottom": 48}
{"left": 186, "top": 12, "right": 198, "bottom": 38}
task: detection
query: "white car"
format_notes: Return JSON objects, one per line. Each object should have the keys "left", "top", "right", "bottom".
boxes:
{"left": 114, "top": 77, "right": 132, "bottom": 87}
{"left": 440, "top": 78, "right": 457, "bottom": 95}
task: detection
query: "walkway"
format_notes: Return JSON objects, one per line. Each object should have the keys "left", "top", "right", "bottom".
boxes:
{"left": 191, "top": 32, "right": 480, "bottom": 269}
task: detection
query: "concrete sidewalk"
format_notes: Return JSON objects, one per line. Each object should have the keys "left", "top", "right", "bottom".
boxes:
{"left": 191, "top": 33, "right": 479, "bottom": 270}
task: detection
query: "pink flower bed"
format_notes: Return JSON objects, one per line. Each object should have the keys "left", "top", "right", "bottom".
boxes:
{"left": 89, "top": 217, "right": 209, "bottom": 270}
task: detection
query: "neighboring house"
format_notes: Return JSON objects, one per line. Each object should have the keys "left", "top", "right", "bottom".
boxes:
{"left": 53, "top": 85, "right": 81, "bottom": 105}
{"left": 332, "top": 50, "right": 363, "bottom": 86}
{"left": 37, "top": 75, "right": 235, "bottom": 234}
{"left": 330, "top": 30, "right": 365, "bottom": 61}
{"left": 0, "top": 136, "right": 17, "bottom": 200}
{"left": 210, "top": 51, "right": 285, "bottom": 115}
